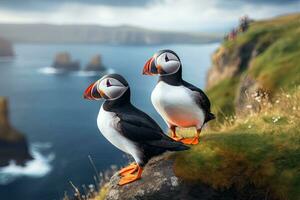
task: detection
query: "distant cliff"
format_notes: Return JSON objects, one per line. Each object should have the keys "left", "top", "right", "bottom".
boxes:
{"left": 0, "top": 37, "right": 14, "bottom": 57}
{"left": 206, "top": 13, "right": 300, "bottom": 119}
{"left": 0, "top": 97, "right": 32, "bottom": 167}
{"left": 0, "top": 24, "right": 221, "bottom": 45}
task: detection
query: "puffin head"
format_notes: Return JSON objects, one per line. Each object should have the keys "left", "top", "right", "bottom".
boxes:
{"left": 142, "top": 49, "right": 181, "bottom": 76}
{"left": 83, "top": 74, "right": 129, "bottom": 101}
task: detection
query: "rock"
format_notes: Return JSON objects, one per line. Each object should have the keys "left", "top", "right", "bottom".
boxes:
{"left": 104, "top": 153, "right": 265, "bottom": 200}
{"left": 0, "top": 37, "right": 14, "bottom": 57}
{"left": 0, "top": 97, "right": 33, "bottom": 167}
{"left": 85, "top": 55, "right": 106, "bottom": 71}
{"left": 206, "top": 46, "right": 241, "bottom": 89}
{"left": 206, "top": 37, "right": 266, "bottom": 114}
{"left": 52, "top": 52, "right": 80, "bottom": 71}
{"left": 206, "top": 41, "right": 257, "bottom": 90}
{"left": 235, "top": 75, "right": 267, "bottom": 115}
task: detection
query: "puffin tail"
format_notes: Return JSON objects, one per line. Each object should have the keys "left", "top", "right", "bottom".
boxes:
{"left": 205, "top": 112, "right": 216, "bottom": 123}
{"left": 169, "top": 143, "right": 190, "bottom": 151}
{"left": 165, "top": 141, "right": 190, "bottom": 151}
{"left": 148, "top": 139, "right": 190, "bottom": 151}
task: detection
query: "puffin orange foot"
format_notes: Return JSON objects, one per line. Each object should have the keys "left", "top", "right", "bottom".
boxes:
{"left": 119, "top": 163, "right": 138, "bottom": 177}
{"left": 171, "top": 136, "right": 183, "bottom": 141}
{"left": 118, "top": 166, "right": 143, "bottom": 186}
{"left": 181, "top": 137, "right": 199, "bottom": 145}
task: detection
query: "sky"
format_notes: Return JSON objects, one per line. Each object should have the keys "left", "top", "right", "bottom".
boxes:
{"left": 0, "top": 0, "right": 299, "bottom": 32}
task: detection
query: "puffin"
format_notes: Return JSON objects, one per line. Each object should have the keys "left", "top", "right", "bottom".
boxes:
{"left": 142, "top": 49, "right": 215, "bottom": 145}
{"left": 83, "top": 74, "right": 189, "bottom": 186}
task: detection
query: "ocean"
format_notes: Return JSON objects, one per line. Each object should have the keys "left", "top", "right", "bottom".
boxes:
{"left": 0, "top": 43, "right": 219, "bottom": 200}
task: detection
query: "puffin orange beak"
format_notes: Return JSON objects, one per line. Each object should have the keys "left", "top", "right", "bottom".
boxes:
{"left": 142, "top": 57, "right": 157, "bottom": 75}
{"left": 83, "top": 81, "right": 102, "bottom": 100}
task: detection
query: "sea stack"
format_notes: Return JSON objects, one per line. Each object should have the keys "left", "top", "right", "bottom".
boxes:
{"left": 0, "top": 97, "right": 32, "bottom": 167}
{"left": 0, "top": 37, "right": 14, "bottom": 57}
{"left": 84, "top": 54, "right": 106, "bottom": 71}
{"left": 52, "top": 52, "right": 80, "bottom": 71}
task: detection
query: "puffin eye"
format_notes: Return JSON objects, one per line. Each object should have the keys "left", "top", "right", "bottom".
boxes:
{"left": 165, "top": 54, "right": 169, "bottom": 62}
{"left": 106, "top": 79, "right": 112, "bottom": 87}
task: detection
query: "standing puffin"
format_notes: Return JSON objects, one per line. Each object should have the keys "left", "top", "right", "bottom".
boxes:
{"left": 142, "top": 50, "right": 215, "bottom": 145}
{"left": 83, "top": 74, "right": 189, "bottom": 185}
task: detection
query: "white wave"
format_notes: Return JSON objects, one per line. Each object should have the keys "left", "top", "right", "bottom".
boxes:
{"left": 0, "top": 143, "right": 55, "bottom": 185}
{"left": 75, "top": 68, "right": 115, "bottom": 77}
{"left": 75, "top": 70, "right": 100, "bottom": 77}
{"left": 38, "top": 67, "right": 65, "bottom": 75}
{"left": 38, "top": 67, "right": 115, "bottom": 77}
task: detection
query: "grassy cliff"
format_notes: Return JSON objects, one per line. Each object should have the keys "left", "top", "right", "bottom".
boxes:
{"left": 206, "top": 14, "right": 300, "bottom": 121}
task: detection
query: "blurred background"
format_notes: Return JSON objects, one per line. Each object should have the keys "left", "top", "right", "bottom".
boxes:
{"left": 0, "top": 0, "right": 299, "bottom": 199}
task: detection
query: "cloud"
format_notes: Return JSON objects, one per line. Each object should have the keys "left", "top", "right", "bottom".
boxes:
{"left": 0, "top": 0, "right": 299, "bottom": 32}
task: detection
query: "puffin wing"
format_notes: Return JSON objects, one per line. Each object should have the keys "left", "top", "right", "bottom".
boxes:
{"left": 182, "top": 80, "right": 215, "bottom": 123}
{"left": 116, "top": 108, "right": 189, "bottom": 150}
{"left": 116, "top": 108, "right": 164, "bottom": 142}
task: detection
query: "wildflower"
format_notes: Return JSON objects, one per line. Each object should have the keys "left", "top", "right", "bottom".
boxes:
{"left": 246, "top": 104, "right": 252, "bottom": 109}
{"left": 286, "top": 94, "right": 291, "bottom": 98}
{"left": 248, "top": 125, "right": 252, "bottom": 129}
{"left": 254, "top": 96, "right": 261, "bottom": 102}
{"left": 293, "top": 106, "right": 296, "bottom": 110}
{"left": 275, "top": 100, "right": 280, "bottom": 104}
{"left": 272, "top": 116, "right": 280, "bottom": 123}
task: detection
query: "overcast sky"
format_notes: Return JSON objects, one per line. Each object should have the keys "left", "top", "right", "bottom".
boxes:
{"left": 0, "top": 0, "right": 299, "bottom": 32}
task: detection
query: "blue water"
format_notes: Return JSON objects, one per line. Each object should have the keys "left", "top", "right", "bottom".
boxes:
{"left": 0, "top": 43, "right": 219, "bottom": 200}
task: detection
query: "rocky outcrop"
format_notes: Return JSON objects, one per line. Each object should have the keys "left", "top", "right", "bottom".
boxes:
{"left": 0, "top": 37, "right": 14, "bottom": 57}
{"left": 206, "top": 35, "right": 267, "bottom": 112}
{"left": 84, "top": 55, "right": 106, "bottom": 71}
{"left": 104, "top": 153, "right": 266, "bottom": 200}
{"left": 206, "top": 41, "right": 257, "bottom": 90}
{"left": 52, "top": 52, "right": 80, "bottom": 71}
{"left": 0, "top": 97, "right": 32, "bottom": 167}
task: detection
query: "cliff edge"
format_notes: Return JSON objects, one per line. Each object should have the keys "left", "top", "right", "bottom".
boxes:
{"left": 104, "top": 153, "right": 264, "bottom": 200}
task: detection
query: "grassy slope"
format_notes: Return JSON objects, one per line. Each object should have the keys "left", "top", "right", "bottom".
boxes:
{"left": 207, "top": 14, "right": 300, "bottom": 118}
{"left": 175, "top": 89, "right": 300, "bottom": 200}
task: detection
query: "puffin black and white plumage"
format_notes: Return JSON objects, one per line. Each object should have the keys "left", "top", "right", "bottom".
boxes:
{"left": 142, "top": 50, "right": 215, "bottom": 145}
{"left": 83, "top": 74, "right": 189, "bottom": 185}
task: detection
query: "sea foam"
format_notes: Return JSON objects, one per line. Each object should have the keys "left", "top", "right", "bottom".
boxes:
{"left": 0, "top": 142, "right": 54, "bottom": 185}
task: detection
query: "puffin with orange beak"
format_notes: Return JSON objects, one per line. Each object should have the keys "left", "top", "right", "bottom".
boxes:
{"left": 143, "top": 50, "right": 215, "bottom": 145}
{"left": 84, "top": 74, "right": 189, "bottom": 185}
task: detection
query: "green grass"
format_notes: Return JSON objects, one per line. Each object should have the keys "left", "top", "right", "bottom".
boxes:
{"left": 174, "top": 89, "right": 300, "bottom": 200}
